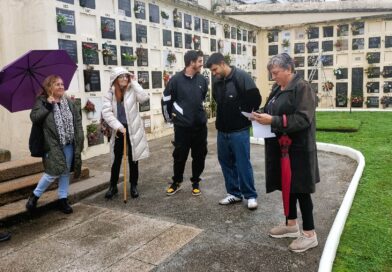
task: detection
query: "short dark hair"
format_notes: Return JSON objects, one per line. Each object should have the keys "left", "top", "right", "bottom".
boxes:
{"left": 206, "top": 52, "right": 225, "bottom": 68}
{"left": 184, "top": 50, "right": 203, "bottom": 67}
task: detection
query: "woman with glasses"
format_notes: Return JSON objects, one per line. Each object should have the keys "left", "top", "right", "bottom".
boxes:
{"left": 102, "top": 67, "right": 149, "bottom": 199}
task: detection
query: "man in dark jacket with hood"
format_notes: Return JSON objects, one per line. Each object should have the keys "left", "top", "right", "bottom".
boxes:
{"left": 162, "top": 50, "right": 208, "bottom": 196}
{"left": 206, "top": 53, "right": 261, "bottom": 210}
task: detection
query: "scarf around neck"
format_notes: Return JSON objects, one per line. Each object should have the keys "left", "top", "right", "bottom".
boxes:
{"left": 53, "top": 96, "right": 75, "bottom": 146}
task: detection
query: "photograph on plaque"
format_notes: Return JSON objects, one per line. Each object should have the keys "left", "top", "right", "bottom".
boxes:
{"left": 139, "top": 99, "right": 150, "bottom": 112}
{"left": 102, "top": 43, "right": 117, "bottom": 66}
{"left": 134, "top": 1, "right": 146, "bottom": 20}
{"left": 184, "top": 14, "right": 192, "bottom": 30}
{"left": 149, "top": 3, "right": 160, "bottom": 23}
{"left": 268, "top": 45, "right": 278, "bottom": 56}
{"left": 101, "top": 17, "right": 116, "bottom": 39}
{"left": 58, "top": 0, "right": 74, "bottom": 4}
{"left": 210, "top": 39, "right": 217, "bottom": 52}
{"left": 56, "top": 8, "right": 76, "bottom": 34}
{"left": 193, "top": 35, "right": 201, "bottom": 50}
{"left": 174, "top": 32, "right": 183, "bottom": 48}
{"left": 368, "top": 37, "right": 381, "bottom": 49}
{"left": 58, "top": 39, "right": 78, "bottom": 63}
{"left": 210, "top": 22, "right": 216, "bottom": 35}
{"left": 118, "top": 0, "right": 131, "bottom": 17}
{"left": 237, "top": 43, "right": 241, "bottom": 55}
{"left": 136, "top": 48, "right": 148, "bottom": 66}
{"left": 242, "top": 29, "right": 247, "bottom": 42}
{"left": 163, "top": 29, "right": 172, "bottom": 47}
{"left": 231, "top": 27, "right": 236, "bottom": 40}
{"left": 322, "top": 41, "right": 333, "bottom": 52}
{"left": 120, "top": 46, "right": 135, "bottom": 66}
{"left": 79, "top": 0, "right": 95, "bottom": 9}
{"left": 185, "top": 34, "right": 192, "bottom": 49}
{"left": 136, "top": 24, "right": 148, "bottom": 43}
{"left": 202, "top": 19, "right": 209, "bottom": 34}
{"left": 84, "top": 69, "right": 101, "bottom": 92}
{"left": 194, "top": 17, "right": 201, "bottom": 32}
{"left": 366, "top": 82, "right": 380, "bottom": 93}
{"left": 386, "top": 36, "right": 392, "bottom": 48}
{"left": 82, "top": 42, "right": 99, "bottom": 65}
{"left": 137, "top": 71, "right": 150, "bottom": 89}
{"left": 119, "top": 21, "right": 132, "bottom": 41}
{"left": 173, "top": 9, "right": 182, "bottom": 28}
{"left": 323, "top": 26, "right": 333, "bottom": 37}
{"left": 294, "top": 57, "right": 305, "bottom": 68}
{"left": 151, "top": 71, "right": 162, "bottom": 89}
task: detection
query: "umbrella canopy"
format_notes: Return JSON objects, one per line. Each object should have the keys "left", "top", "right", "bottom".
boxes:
{"left": 0, "top": 50, "right": 77, "bottom": 112}
{"left": 279, "top": 134, "right": 292, "bottom": 217}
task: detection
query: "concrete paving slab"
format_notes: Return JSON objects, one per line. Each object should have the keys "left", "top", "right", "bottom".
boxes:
{"left": 131, "top": 224, "right": 202, "bottom": 265}
{"left": 106, "top": 257, "right": 154, "bottom": 272}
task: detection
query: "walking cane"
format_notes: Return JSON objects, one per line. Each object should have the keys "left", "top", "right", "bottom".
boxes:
{"left": 123, "top": 129, "right": 127, "bottom": 203}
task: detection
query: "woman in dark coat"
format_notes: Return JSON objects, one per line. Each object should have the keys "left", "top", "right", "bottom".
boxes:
{"left": 252, "top": 53, "right": 320, "bottom": 253}
{"left": 25, "top": 75, "right": 84, "bottom": 214}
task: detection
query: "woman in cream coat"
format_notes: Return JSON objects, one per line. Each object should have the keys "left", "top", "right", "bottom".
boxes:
{"left": 102, "top": 67, "right": 149, "bottom": 199}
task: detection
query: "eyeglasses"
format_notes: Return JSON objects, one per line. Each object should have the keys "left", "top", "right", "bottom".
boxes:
{"left": 118, "top": 74, "right": 129, "bottom": 79}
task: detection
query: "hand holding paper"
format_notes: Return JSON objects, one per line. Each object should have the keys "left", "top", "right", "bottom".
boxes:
{"left": 241, "top": 111, "right": 276, "bottom": 138}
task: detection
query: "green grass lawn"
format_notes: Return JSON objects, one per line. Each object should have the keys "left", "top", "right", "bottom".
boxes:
{"left": 316, "top": 112, "right": 392, "bottom": 272}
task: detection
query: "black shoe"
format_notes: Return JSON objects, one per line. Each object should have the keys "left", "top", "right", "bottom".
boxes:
{"left": 26, "top": 193, "right": 39, "bottom": 212}
{"left": 104, "top": 184, "right": 118, "bottom": 199}
{"left": 0, "top": 232, "right": 11, "bottom": 242}
{"left": 130, "top": 185, "right": 139, "bottom": 198}
{"left": 58, "top": 198, "right": 73, "bottom": 214}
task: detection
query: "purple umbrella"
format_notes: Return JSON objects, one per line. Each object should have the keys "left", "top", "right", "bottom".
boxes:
{"left": 0, "top": 50, "right": 77, "bottom": 112}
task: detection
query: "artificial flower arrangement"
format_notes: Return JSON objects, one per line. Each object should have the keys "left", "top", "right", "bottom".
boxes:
{"left": 322, "top": 81, "right": 334, "bottom": 91}
{"left": 167, "top": 52, "right": 176, "bottom": 65}
{"left": 83, "top": 99, "right": 96, "bottom": 113}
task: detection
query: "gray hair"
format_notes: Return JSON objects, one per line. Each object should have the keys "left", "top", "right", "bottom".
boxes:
{"left": 267, "top": 53, "right": 295, "bottom": 73}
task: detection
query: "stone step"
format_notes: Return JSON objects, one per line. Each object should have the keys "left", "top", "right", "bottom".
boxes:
{"left": 0, "top": 167, "right": 90, "bottom": 206}
{"left": 0, "top": 170, "right": 111, "bottom": 224}
{"left": 0, "top": 157, "right": 43, "bottom": 182}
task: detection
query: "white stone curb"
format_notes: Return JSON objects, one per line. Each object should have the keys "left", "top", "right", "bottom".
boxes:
{"left": 250, "top": 137, "right": 365, "bottom": 272}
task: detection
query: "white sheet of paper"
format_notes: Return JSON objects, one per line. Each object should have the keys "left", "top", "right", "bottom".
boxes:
{"left": 252, "top": 121, "right": 276, "bottom": 138}
{"left": 241, "top": 111, "right": 276, "bottom": 138}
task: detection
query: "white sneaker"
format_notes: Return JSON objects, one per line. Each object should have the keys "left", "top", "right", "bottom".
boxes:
{"left": 289, "top": 232, "right": 318, "bottom": 253}
{"left": 219, "top": 194, "right": 242, "bottom": 205}
{"left": 247, "top": 198, "right": 258, "bottom": 210}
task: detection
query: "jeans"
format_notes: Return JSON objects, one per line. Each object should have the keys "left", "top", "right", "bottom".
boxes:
{"left": 34, "top": 144, "right": 74, "bottom": 199}
{"left": 217, "top": 129, "right": 257, "bottom": 199}
{"left": 110, "top": 127, "right": 138, "bottom": 186}
{"left": 172, "top": 125, "right": 208, "bottom": 184}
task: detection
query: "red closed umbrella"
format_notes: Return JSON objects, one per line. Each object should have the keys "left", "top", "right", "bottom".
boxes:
{"left": 278, "top": 114, "right": 292, "bottom": 217}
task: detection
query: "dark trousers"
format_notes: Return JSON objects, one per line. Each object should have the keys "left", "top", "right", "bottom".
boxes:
{"left": 110, "top": 128, "right": 138, "bottom": 186}
{"left": 172, "top": 125, "right": 208, "bottom": 184}
{"left": 287, "top": 193, "right": 314, "bottom": 231}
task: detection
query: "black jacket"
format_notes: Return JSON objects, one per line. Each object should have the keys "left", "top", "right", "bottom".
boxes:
{"left": 212, "top": 67, "right": 261, "bottom": 132}
{"left": 264, "top": 74, "right": 320, "bottom": 194}
{"left": 162, "top": 71, "right": 208, "bottom": 128}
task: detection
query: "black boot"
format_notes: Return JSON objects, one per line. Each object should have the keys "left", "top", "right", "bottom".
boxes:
{"left": 0, "top": 232, "right": 11, "bottom": 242}
{"left": 105, "top": 182, "right": 118, "bottom": 199}
{"left": 26, "top": 193, "right": 39, "bottom": 212}
{"left": 58, "top": 198, "right": 73, "bottom": 214}
{"left": 130, "top": 184, "right": 139, "bottom": 198}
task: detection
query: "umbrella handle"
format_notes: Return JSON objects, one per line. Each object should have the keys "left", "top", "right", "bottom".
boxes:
{"left": 123, "top": 129, "right": 127, "bottom": 203}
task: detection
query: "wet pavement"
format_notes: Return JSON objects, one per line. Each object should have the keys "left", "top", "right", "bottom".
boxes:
{"left": 0, "top": 123, "right": 357, "bottom": 272}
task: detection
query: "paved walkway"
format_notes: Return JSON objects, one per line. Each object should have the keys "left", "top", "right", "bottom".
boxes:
{"left": 0, "top": 124, "right": 357, "bottom": 271}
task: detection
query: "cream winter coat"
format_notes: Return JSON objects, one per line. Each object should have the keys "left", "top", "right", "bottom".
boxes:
{"left": 102, "top": 80, "right": 149, "bottom": 162}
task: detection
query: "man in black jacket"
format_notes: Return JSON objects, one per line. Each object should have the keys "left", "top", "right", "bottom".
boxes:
{"left": 206, "top": 53, "right": 261, "bottom": 210}
{"left": 162, "top": 50, "right": 208, "bottom": 196}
